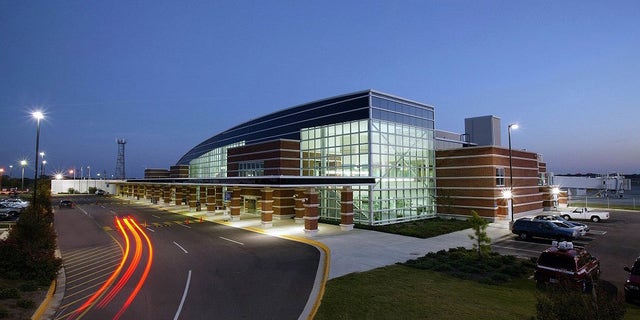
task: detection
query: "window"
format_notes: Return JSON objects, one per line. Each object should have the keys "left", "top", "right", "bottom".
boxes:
{"left": 238, "top": 161, "right": 264, "bottom": 177}
{"left": 496, "top": 167, "right": 506, "bottom": 186}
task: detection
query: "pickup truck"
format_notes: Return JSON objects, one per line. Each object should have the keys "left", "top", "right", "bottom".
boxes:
{"left": 561, "top": 208, "right": 609, "bottom": 222}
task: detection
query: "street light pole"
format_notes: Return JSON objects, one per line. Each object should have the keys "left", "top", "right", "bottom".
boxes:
{"left": 508, "top": 123, "right": 518, "bottom": 221}
{"left": 40, "top": 152, "right": 45, "bottom": 178}
{"left": 33, "top": 111, "right": 44, "bottom": 207}
{"left": 20, "top": 160, "right": 27, "bottom": 190}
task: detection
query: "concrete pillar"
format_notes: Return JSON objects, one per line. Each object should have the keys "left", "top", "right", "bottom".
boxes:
{"left": 260, "top": 188, "right": 273, "bottom": 228}
{"left": 340, "top": 186, "right": 354, "bottom": 231}
{"left": 230, "top": 187, "right": 242, "bottom": 221}
{"left": 304, "top": 188, "right": 319, "bottom": 235}
{"left": 294, "top": 188, "right": 306, "bottom": 224}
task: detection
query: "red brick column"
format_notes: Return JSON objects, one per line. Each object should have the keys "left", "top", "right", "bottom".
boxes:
{"left": 153, "top": 186, "right": 161, "bottom": 205}
{"left": 304, "top": 188, "right": 319, "bottom": 235}
{"left": 163, "top": 186, "right": 171, "bottom": 204}
{"left": 188, "top": 186, "right": 198, "bottom": 211}
{"left": 294, "top": 188, "right": 306, "bottom": 224}
{"left": 206, "top": 187, "right": 217, "bottom": 212}
{"left": 260, "top": 188, "right": 273, "bottom": 228}
{"left": 145, "top": 186, "right": 152, "bottom": 201}
{"left": 340, "top": 187, "right": 354, "bottom": 231}
{"left": 230, "top": 187, "right": 242, "bottom": 221}
{"left": 175, "top": 187, "right": 183, "bottom": 206}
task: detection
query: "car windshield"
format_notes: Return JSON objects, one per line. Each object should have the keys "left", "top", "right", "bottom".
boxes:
{"left": 538, "top": 254, "right": 576, "bottom": 271}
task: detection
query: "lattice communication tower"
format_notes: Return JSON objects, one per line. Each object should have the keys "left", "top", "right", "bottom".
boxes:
{"left": 115, "top": 139, "right": 126, "bottom": 179}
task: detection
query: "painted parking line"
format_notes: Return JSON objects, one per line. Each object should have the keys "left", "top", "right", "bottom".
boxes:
{"left": 588, "top": 230, "right": 607, "bottom": 235}
{"left": 492, "top": 245, "right": 545, "bottom": 254}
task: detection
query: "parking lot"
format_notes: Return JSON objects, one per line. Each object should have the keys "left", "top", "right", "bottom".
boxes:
{"left": 492, "top": 209, "right": 640, "bottom": 292}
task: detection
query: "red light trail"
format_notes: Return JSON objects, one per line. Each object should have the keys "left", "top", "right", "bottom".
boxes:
{"left": 67, "top": 216, "right": 153, "bottom": 320}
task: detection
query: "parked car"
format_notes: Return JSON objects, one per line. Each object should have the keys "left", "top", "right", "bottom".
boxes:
{"left": 624, "top": 257, "right": 640, "bottom": 303}
{"left": 561, "top": 207, "right": 609, "bottom": 222}
{"left": 0, "top": 203, "right": 22, "bottom": 220}
{"left": 0, "top": 198, "right": 29, "bottom": 209}
{"left": 534, "top": 241, "right": 600, "bottom": 292}
{"left": 534, "top": 214, "right": 590, "bottom": 235}
{"left": 95, "top": 189, "right": 107, "bottom": 196}
{"left": 59, "top": 200, "right": 73, "bottom": 208}
{"left": 511, "top": 217, "right": 580, "bottom": 241}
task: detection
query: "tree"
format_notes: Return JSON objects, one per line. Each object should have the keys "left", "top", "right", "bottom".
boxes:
{"left": 467, "top": 210, "right": 491, "bottom": 258}
{"left": 0, "top": 181, "right": 61, "bottom": 284}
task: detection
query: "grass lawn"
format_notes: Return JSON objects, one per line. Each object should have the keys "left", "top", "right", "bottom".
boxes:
{"left": 355, "top": 217, "right": 473, "bottom": 239}
{"left": 315, "top": 264, "right": 640, "bottom": 320}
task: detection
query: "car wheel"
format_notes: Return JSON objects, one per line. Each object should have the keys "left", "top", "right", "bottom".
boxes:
{"left": 562, "top": 215, "right": 571, "bottom": 220}
{"left": 518, "top": 233, "right": 529, "bottom": 241}
{"left": 591, "top": 216, "right": 601, "bottom": 222}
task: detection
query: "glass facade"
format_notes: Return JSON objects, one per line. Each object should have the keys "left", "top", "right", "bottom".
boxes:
{"left": 189, "top": 141, "right": 244, "bottom": 178}
{"left": 180, "top": 90, "right": 437, "bottom": 225}
{"left": 300, "top": 94, "right": 436, "bottom": 225}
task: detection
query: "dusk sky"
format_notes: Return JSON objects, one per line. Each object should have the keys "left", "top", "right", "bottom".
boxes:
{"left": 1, "top": 1, "right": 638, "bottom": 179}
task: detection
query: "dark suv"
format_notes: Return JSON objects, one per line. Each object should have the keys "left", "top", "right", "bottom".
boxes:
{"left": 511, "top": 217, "right": 579, "bottom": 241}
{"left": 535, "top": 241, "right": 600, "bottom": 291}
{"left": 624, "top": 257, "right": 640, "bottom": 303}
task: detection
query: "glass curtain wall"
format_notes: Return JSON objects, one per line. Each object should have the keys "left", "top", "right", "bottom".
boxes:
{"left": 189, "top": 141, "right": 245, "bottom": 178}
{"left": 301, "top": 115, "right": 436, "bottom": 225}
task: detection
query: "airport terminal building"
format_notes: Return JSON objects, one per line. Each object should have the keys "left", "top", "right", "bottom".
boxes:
{"left": 107, "top": 90, "right": 558, "bottom": 232}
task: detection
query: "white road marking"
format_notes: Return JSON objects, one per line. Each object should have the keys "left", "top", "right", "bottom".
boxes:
{"left": 492, "top": 245, "right": 543, "bottom": 254}
{"left": 173, "top": 270, "right": 192, "bottom": 320}
{"left": 152, "top": 215, "right": 162, "bottom": 219}
{"left": 173, "top": 241, "right": 189, "bottom": 253}
{"left": 146, "top": 227, "right": 155, "bottom": 233}
{"left": 219, "top": 236, "right": 244, "bottom": 246}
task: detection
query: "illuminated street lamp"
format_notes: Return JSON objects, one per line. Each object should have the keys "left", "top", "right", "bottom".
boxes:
{"left": 20, "top": 160, "right": 27, "bottom": 190}
{"left": 40, "top": 152, "right": 45, "bottom": 178}
{"left": 508, "top": 123, "right": 519, "bottom": 221}
{"left": 69, "top": 169, "right": 75, "bottom": 179}
{"left": 0, "top": 168, "right": 4, "bottom": 192}
{"left": 552, "top": 187, "right": 560, "bottom": 210}
{"left": 502, "top": 189, "right": 513, "bottom": 222}
{"left": 32, "top": 111, "right": 44, "bottom": 206}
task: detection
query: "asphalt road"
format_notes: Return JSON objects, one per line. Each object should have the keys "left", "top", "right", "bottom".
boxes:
{"left": 53, "top": 196, "right": 320, "bottom": 319}
{"left": 492, "top": 210, "right": 640, "bottom": 292}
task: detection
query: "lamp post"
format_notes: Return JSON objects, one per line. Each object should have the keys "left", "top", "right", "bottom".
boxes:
{"left": 69, "top": 169, "right": 75, "bottom": 179}
{"left": 8, "top": 165, "right": 12, "bottom": 178}
{"left": 0, "top": 168, "right": 4, "bottom": 192}
{"left": 508, "top": 123, "right": 518, "bottom": 221}
{"left": 40, "top": 152, "right": 45, "bottom": 178}
{"left": 42, "top": 160, "right": 47, "bottom": 178}
{"left": 20, "top": 160, "right": 27, "bottom": 190}
{"left": 33, "top": 111, "right": 44, "bottom": 206}
{"left": 502, "top": 189, "right": 513, "bottom": 222}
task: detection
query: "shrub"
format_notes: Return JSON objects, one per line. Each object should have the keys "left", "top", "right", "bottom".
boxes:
{"left": 0, "top": 287, "right": 20, "bottom": 299}
{"left": 19, "top": 281, "right": 38, "bottom": 292}
{"left": 536, "top": 280, "right": 625, "bottom": 320}
{"left": 16, "top": 299, "right": 35, "bottom": 309}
